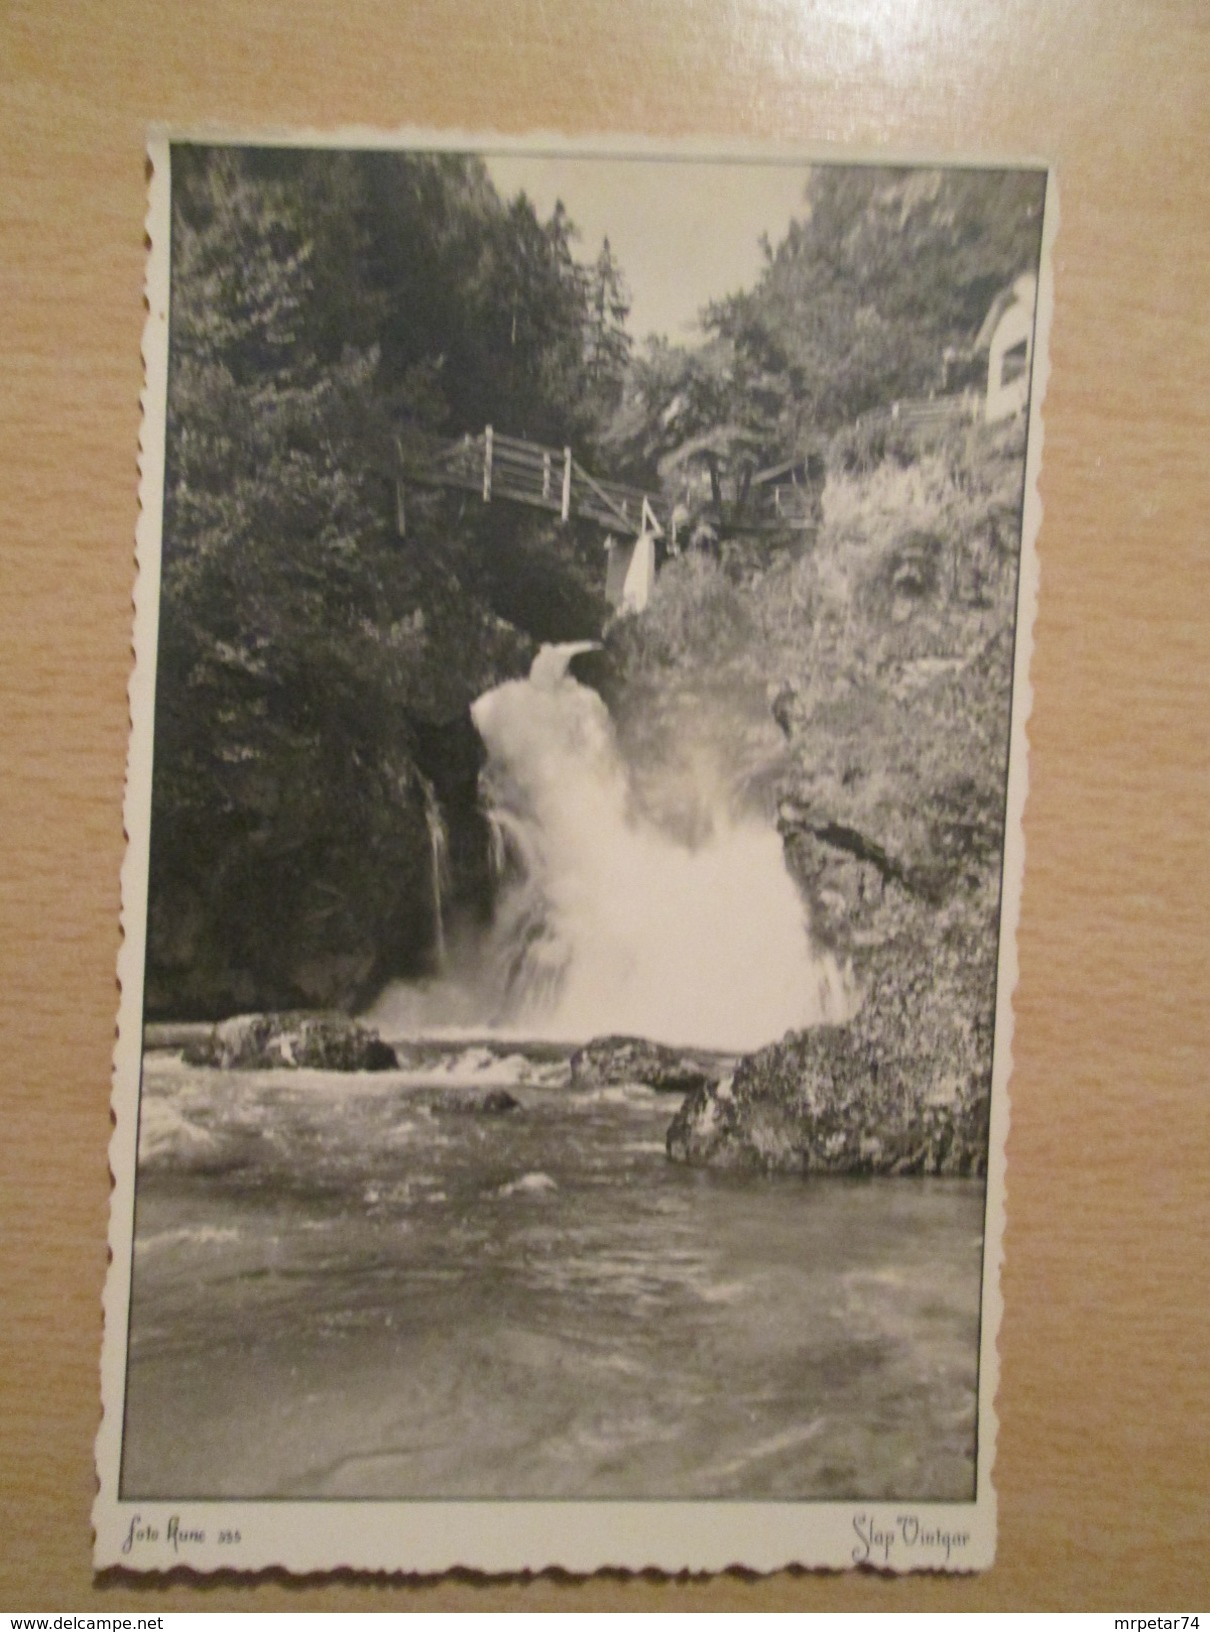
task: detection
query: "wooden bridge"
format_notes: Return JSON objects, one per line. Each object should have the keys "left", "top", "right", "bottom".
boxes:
{"left": 397, "top": 426, "right": 666, "bottom": 539}
{"left": 396, "top": 424, "right": 823, "bottom": 611}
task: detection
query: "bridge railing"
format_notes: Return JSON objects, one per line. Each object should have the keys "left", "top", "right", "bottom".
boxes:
{"left": 401, "top": 427, "right": 665, "bottom": 535}
{"left": 854, "top": 391, "right": 980, "bottom": 435}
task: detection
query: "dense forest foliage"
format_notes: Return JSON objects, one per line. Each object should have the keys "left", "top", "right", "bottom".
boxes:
{"left": 150, "top": 146, "right": 634, "bottom": 1015}
{"left": 146, "top": 147, "right": 1044, "bottom": 1019}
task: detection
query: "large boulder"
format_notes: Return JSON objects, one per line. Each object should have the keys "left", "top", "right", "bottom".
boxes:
{"left": 183, "top": 1012, "right": 398, "bottom": 1072}
{"left": 666, "top": 1027, "right": 989, "bottom": 1177}
{"left": 569, "top": 1035, "right": 723, "bottom": 1095}
{"left": 666, "top": 907, "right": 995, "bottom": 1178}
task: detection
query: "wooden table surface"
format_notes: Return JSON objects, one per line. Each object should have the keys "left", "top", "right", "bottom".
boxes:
{"left": 2, "top": 0, "right": 1207, "bottom": 1610}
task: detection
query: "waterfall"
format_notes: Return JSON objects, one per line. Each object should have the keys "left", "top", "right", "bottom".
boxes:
{"left": 420, "top": 775, "right": 451, "bottom": 970}
{"left": 486, "top": 809, "right": 509, "bottom": 885}
{"left": 376, "top": 643, "right": 844, "bottom": 1049}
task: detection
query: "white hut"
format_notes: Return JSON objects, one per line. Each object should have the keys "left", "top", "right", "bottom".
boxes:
{"left": 977, "top": 273, "right": 1038, "bottom": 424}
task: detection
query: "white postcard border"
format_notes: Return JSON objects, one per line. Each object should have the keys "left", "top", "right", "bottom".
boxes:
{"left": 95, "top": 132, "right": 1056, "bottom": 1575}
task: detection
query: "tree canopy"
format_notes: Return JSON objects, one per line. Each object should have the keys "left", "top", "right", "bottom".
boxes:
{"left": 600, "top": 165, "right": 1046, "bottom": 492}
{"left": 706, "top": 165, "right": 1047, "bottom": 435}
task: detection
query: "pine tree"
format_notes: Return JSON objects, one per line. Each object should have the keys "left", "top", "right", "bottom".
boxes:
{"left": 583, "top": 236, "right": 632, "bottom": 407}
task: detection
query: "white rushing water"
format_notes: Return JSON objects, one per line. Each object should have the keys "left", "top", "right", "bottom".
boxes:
{"left": 419, "top": 773, "right": 451, "bottom": 969}
{"left": 376, "top": 643, "right": 844, "bottom": 1052}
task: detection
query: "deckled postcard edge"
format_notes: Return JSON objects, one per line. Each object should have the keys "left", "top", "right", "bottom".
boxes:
{"left": 95, "top": 131, "right": 1056, "bottom": 1575}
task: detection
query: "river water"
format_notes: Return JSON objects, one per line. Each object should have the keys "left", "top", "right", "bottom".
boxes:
{"left": 122, "top": 1042, "right": 983, "bottom": 1502}
{"left": 124, "top": 646, "right": 983, "bottom": 1501}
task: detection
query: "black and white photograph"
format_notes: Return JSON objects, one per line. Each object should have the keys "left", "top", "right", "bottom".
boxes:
{"left": 97, "top": 138, "right": 1050, "bottom": 1573}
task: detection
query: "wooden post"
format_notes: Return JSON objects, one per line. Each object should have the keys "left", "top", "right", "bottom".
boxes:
{"left": 706, "top": 453, "right": 722, "bottom": 514}
{"left": 483, "top": 425, "right": 493, "bottom": 502}
{"left": 542, "top": 450, "right": 552, "bottom": 500}
{"left": 736, "top": 461, "right": 753, "bottom": 519}
{"left": 561, "top": 447, "right": 572, "bottom": 522}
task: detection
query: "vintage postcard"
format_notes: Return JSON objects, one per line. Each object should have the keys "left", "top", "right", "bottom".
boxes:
{"left": 96, "top": 133, "right": 1052, "bottom": 1573}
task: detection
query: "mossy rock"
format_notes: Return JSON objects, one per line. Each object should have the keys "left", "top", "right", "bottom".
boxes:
{"left": 666, "top": 1022, "right": 989, "bottom": 1178}
{"left": 183, "top": 1012, "right": 398, "bottom": 1072}
{"left": 570, "top": 1035, "right": 723, "bottom": 1095}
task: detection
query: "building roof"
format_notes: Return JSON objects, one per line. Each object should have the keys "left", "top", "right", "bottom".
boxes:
{"left": 974, "top": 272, "right": 1038, "bottom": 352}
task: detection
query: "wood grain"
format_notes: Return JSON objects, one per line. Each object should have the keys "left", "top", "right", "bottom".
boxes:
{"left": 2, "top": 0, "right": 1207, "bottom": 1608}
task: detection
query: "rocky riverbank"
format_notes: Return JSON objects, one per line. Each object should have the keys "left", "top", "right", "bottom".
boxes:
{"left": 145, "top": 1003, "right": 990, "bottom": 1185}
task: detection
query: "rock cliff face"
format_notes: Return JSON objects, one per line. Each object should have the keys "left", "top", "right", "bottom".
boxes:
{"left": 663, "top": 672, "right": 1003, "bottom": 1178}
{"left": 144, "top": 705, "right": 502, "bottom": 1019}
{"left": 652, "top": 426, "right": 1025, "bottom": 1178}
